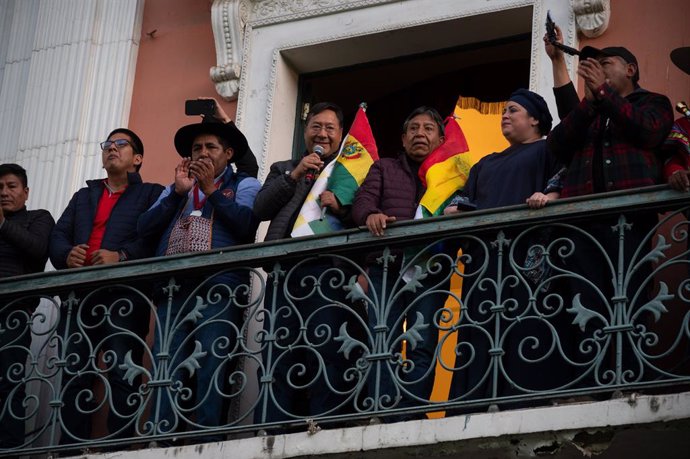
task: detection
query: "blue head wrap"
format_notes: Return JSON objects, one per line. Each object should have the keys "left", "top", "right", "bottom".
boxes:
{"left": 508, "top": 89, "right": 553, "bottom": 135}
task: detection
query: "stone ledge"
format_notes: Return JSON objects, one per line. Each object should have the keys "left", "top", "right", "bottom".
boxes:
{"left": 75, "top": 390, "right": 690, "bottom": 459}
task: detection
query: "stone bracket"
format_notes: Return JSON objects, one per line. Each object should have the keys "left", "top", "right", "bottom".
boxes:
{"left": 211, "top": 0, "right": 251, "bottom": 101}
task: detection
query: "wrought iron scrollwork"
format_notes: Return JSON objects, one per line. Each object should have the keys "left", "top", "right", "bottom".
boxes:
{"left": 1, "top": 195, "right": 690, "bottom": 456}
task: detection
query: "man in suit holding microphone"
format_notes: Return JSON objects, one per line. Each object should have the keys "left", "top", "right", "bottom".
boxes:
{"left": 253, "top": 101, "right": 345, "bottom": 239}
{"left": 253, "top": 102, "right": 363, "bottom": 427}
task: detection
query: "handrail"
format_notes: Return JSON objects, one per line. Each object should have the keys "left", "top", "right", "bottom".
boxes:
{"left": 1, "top": 186, "right": 685, "bottom": 295}
{"left": 1, "top": 185, "right": 689, "bottom": 456}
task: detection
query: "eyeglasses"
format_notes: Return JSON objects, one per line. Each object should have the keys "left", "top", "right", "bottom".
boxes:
{"left": 100, "top": 139, "right": 135, "bottom": 151}
{"left": 307, "top": 123, "right": 338, "bottom": 135}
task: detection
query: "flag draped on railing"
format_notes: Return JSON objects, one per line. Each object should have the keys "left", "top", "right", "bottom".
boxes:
{"left": 291, "top": 104, "right": 378, "bottom": 237}
{"left": 415, "top": 116, "right": 473, "bottom": 218}
{"left": 425, "top": 97, "right": 509, "bottom": 412}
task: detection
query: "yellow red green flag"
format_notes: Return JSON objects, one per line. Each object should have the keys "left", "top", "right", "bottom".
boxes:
{"left": 327, "top": 104, "right": 379, "bottom": 206}
{"left": 416, "top": 116, "right": 473, "bottom": 217}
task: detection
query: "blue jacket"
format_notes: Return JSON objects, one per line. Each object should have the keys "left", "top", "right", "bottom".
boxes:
{"left": 137, "top": 167, "right": 260, "bottom": 258}
{"left": 50, "top": 172, "right": 164, "bottom": 270}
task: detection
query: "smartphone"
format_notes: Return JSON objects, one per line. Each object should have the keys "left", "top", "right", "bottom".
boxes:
{"left": 185, "top": 99, "right": 216, "bottom": 117}
{"left": 456, "top": 201, "right": 477, "bottom": 211}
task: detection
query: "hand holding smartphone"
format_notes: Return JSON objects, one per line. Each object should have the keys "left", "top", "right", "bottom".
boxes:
{"left": 185, "top": 99, "right": 216, "bottom": 117}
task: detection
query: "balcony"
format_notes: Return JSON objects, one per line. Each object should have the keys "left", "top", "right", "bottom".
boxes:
{"left": 1, "top": 186, "right": 690, "bottom": 458}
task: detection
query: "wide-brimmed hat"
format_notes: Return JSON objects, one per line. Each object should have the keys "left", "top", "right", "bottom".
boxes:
{"left": 579, "top": 46, "right": 639, "bottom": 83}
{"left": 671, "top": 46, "right": 690, "bottom": 75}
{"left": 174, "top": 120, "right": 249, "bottom": 161}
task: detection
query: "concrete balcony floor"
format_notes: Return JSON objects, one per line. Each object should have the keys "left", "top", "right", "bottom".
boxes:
{"left": 62, "top": 390, "right": 690, "bottom": 459}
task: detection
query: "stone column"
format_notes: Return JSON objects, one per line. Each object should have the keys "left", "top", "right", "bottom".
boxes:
{"left": 0, "top": 0, "right": 144, "bottom": 220}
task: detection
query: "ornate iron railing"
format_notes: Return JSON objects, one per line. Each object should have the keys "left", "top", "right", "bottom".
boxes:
{"left": 1, "top": 186, "right": 690, "bottom": 456}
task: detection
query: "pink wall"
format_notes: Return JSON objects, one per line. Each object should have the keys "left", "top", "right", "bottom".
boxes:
{"left": 129, "top": 0, "right": 238, "bottom": 186}
{"left": 578, "top": 0, "right": 689, "bottom": 106}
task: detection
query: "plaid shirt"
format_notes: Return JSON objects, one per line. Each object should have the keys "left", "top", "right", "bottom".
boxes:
{"left": 548, "top": 84, "right": 674, "bottom": 198}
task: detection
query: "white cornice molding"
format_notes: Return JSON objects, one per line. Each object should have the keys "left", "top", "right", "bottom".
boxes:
{"left": 210, "top": 0, "right": 399, "bottom": 100}
{"left": 213, "top": 0, "right": 570, "bottom": 102}
{"left": 275, "top": 0, "right": 534, "bottom": 51}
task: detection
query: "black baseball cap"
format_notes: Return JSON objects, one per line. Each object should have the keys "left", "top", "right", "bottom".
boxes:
{"left": 580, "top": 46, "right": 639, "bottom": 84}
{"left": 670, "top": 47, "right": 690, "bottom": 75}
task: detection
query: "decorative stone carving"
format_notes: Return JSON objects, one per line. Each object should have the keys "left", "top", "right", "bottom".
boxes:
{"left": 211, "top": 0, "right": 397, "bottom": 100}
{"left": 572, "top": 0, "right": 610, "bottom": 38}
{"left": 254, "top": 0, "right": 333, "bottom": 17}
{"left": 210, "top": 0, "right": 252, "bottom": 101}
{"left": 252, "top": 0, "right": 396, "bottom": 25}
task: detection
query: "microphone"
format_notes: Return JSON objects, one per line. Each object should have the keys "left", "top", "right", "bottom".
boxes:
{"left": 305, "top": 145, "right": 325, "bottom": 185}
{"left": 676, "top": 101, "right": 690, "bottom": 119}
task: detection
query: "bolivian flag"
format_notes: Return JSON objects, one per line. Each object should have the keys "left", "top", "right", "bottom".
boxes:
{"left": 426, "top": 97, "right": 509, "bottom": 417}
{"left": 291, "top": 104, "right": 378, "bottom": 237}
{"left": 290, "top": 159, "right": 343, "bottom": 237}
{"left": 416, "top": 116, "right": 473, "bottom": 218}
{"left": 327, "top": 104, "right": 379, "bottom": 206}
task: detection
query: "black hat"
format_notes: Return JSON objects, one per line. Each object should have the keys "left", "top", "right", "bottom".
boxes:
{"left": 174, "top": 120, "right": 249, "bottom": 161}
{"left": 670, "top": 47, "right": 690, "bottom": 75}
{"left": 508, "top": 89, "right": 553, "bottom": 135}
{"left": 579, "top": 46, "right": 639, "bottom": 84}
{"left": 107, "top": 128, "right": 144, "bottom": 156}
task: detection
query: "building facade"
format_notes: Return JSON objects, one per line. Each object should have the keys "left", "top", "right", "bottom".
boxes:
{"left": 0, "top": 1, "right": 689, "bottom": 457}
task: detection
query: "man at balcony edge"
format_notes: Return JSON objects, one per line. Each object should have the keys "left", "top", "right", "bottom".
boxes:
{"left": 252, "top": 102, "right": 365, "bottom": 426}
{"left": 352, "top": 106, "right": 451, "bottom": 421}
{"left": 137, "top": 108, "right": 260, "bottom": 442}
{"left": 0, "top": 163, "right": 54, "bottom": 448}
{"left": 49, "top": 128, "right": 164, "bottom": 444}
{"left": 547, "top": 45, "right": 674, "bottom": 384}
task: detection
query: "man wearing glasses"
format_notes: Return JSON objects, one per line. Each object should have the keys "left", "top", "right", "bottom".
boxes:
{"left": 254, "top": 101, "right": 346, "bottom": 240}
{"left": 49, "top": 128, "right": 163, "bottom": 444}
{"left": 253, "top": 102, "right": 364, "bottom": 427}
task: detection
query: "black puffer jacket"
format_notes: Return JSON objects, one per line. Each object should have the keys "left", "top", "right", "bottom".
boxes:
{"left": 0, "top": 208, "right": 54, "bottom": 279}
{"left": 352, "top": 153, "right": 420, "bottom": 225}
{"left": 254, "top": 154, "right": 340, "bottom": 241}
{"left": 50, "top": 172, "right": 163, "bottom": 269}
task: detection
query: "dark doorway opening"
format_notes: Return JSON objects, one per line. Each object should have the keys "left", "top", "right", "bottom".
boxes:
{"left": 296, "top": 34, "right": 530, "bottom": 158}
